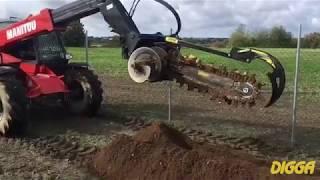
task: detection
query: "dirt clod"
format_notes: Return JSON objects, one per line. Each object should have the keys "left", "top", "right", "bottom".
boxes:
{"left": 92, "top": 122, "right": 288, "bottom": 180}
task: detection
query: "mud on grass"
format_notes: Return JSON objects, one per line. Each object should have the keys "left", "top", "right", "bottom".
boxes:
{"left": 0, "top": 74, "right": 319, "bottom": 179}
{"left": 104, "top": 75, "right": 320, "bottom": 161}
{"left": 0, "top": 137, "right": 96, "bottom": 179}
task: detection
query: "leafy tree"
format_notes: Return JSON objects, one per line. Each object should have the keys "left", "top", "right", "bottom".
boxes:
{"left": 253, "top": 29, "right": 271, "bottom": 47}
{"left": 269, "top": 26, "right": 294, "bottom": 48}
{"left": 228, "top": 24, "right": 254, "bottom": 47}
{"left": 210, "top": 40, "right": 228, "bottom": 48}
{"left": 303, "top": 32, "right": 320, "bottom": 48}
{"left": 63, "top": 21, "right": 86, "bottom": 47}
{"left": 228, "top": 25, "right": 295, "bottom": 48}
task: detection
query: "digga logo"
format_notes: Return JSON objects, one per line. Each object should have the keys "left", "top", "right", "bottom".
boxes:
{"left": 270, "top": 161, "right": 316, "bottom": 175}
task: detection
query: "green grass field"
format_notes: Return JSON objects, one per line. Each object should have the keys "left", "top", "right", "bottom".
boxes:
{"left": 67, "top": 47, "right": 320, "bottom": 93}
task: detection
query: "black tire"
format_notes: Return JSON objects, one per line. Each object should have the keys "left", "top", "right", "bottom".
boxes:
{"left": 64, "top": 68, "right": 103, "bottom": 116}
{"left": 0, "top": 76, "right": 27, "bottom": 136}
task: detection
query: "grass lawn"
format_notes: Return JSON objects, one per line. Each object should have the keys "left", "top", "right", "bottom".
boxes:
{"left": 67, "top": 47, "right": 320, "bottom": 93}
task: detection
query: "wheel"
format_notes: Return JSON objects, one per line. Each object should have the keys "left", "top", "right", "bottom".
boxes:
{"left": 0, "top": 76, "right": 27, "bottom": 136}
{"left": 64, "top": 68, "right": 103, "bottom": 116}
{"left": 128, "top": 47, "right": 162, "bottom": 83}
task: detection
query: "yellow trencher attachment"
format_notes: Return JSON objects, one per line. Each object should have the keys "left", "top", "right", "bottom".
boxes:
{"left": 251, "top": 49, "right": 276, "bottom": 69}
{"left": 165, "top": 37, "right": 179, "bottom": 44}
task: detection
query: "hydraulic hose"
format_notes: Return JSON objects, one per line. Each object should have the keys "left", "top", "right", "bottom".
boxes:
{"left": 152, "top": 0, "right": 182, "bottom": 36}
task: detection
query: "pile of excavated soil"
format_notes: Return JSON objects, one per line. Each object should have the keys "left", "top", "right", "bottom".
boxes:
{"left": 91, "top": 122, "right": 313, "bottom": 180}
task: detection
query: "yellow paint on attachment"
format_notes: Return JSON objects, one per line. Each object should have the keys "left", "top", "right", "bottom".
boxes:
{"left": 262, "top": 58, "right": 276, "bottom": 69}
{"left": 251, "top": 49, "right": 276, "bottom": 69}
{"left": 238, "top": 49, "right": 251, "bottom": 53}
{"left": 188, "top": 54, "right": 197, "bottom": 59}
{"left": 198, "top": 70, "right": 209, "bottom": 78}
{"left": 251, "top": 49, "right": 266, "bottom": 56}
{"left": 165, "top": 37, "right": 179, "bottom": 44}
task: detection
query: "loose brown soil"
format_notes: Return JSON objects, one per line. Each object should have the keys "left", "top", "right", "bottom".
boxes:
{"left": 91, "top": 122, "right": 313, "bottom": 180}
{"left": 0, "top": 75, "right": 319, "bottom": 179}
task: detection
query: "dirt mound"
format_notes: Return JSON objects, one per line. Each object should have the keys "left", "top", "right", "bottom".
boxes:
{"left": 91, "top": 122, "right": 309, "bottom": 180}
{"left": 133, "top": 122, "right": 192, "bottom": 149}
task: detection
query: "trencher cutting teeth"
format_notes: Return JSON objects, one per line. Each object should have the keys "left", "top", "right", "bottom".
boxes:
{"left": 170, "top": 55, "right": 264, "bottom": 107}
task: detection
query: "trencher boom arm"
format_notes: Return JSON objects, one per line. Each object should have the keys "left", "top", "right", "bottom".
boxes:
{"left": 52, "top": 0, "right": 285, "bottom": 107}
{"left": 164, "top": 38, "right": 286, "bottom": 107}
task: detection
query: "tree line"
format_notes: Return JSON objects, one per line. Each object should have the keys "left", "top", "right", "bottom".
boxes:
{"left": 62, "top": 21, "right": 320, "bottom": 49}
{"left": 227, "top": 24, "right": 320, "bottom": 48}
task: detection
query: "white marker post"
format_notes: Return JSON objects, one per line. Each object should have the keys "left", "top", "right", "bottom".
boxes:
{"left": 168, "top": 27, "right": 173, "bottom": 123}
{"left": 291, "top": 24, "right": 302, "bottom": 147}
{"left": 168, "top": 81, "right": 172, "bottom": 122}
{"left": 85, "top": 30, "right": 89, "bottom": 67}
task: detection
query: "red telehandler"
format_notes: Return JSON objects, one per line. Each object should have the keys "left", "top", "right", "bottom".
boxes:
{"left": 0, "top": 0, "right": 285, "bottom": 136}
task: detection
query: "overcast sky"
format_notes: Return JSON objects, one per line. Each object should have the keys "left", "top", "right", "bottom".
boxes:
{"left": 0, "top": 0, "right": 319, "bottom": 37}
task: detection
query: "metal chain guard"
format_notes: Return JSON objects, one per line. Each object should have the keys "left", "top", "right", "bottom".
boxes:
{"left": 168, "top": 49, "right": 285, "bottom": 107}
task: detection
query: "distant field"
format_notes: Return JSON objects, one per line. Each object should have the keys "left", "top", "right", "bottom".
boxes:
{"left": 67, "top": 47, "right": 320, "bottom": 93}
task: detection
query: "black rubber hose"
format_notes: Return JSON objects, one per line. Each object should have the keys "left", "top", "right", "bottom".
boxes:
{"left": 153, "top": 0, "right": 182, "bottom": 36}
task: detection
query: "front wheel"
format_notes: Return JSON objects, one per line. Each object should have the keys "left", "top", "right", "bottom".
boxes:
{"left": 0, "top": 76, "right": 27, "bottom": 136}
{"left": 64, "top": 68, "right": 103, "bottom": 116}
